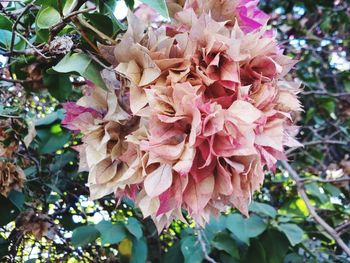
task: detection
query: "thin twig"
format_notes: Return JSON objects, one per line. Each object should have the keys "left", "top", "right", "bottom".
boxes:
{"left": 299, "top": 176, "right": 350, "bottom": 184}
{"left": 50, "top": 7, "right": 96, "bottom": 40}
{"left": 10, "top": 118, "right": 41, "bottom": 173}
{"left": 301, "top": 90, "right": 350, "bottom": 97}
{"left": 86, "top": 50, "right": 113, "bottom": 70}
{"left": 195, "top": 227, "right": 217, "bottom": 263}
{"left": 302, "top": 140, "right": 349, "bottom": 146}
{"left": 0, "top": 48, "right": 37, "bottom": 56}
{"left": 15, "top": 32, "right": 49, "bottom": 59}
{"left": 281, "top": 160, "right": 350, "bottom": 256}
{"left": 336, "top": 221, "right": 350, "bottom": 236}
{"left": 286, "top": 140, "right": 349, "bottom": 155}
{"left": 57, "top": 0, "right": 63, "bottom": 17}
{"left": 0, "top": 76, "right": 39, "bottom": 83}
{"left": 8, "top": 0, "right": 35, "bottom": 66}
{"left": 0, "top": 113, "right": 21, "bottom": 118}
{"left": 76, "top": 15, "right": 117, "bottom": 44}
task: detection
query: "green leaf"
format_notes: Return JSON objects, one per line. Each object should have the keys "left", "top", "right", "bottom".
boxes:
{"left": 319, "top": 98, "right": 335, "bottom": 115}
{"left": 83, "top": 13, "right": 115, "bottom": 36}
{"left": 181, "top": 236, "right": 204, "bottom": 263}
{"left": 0, "top": 15, "right": 13, "bottom": 30}
{"left": 244, "top": 239, "right": 267, "bottom": 263}
{"left": 8, "top": 190, "right": 25, "bottom": 211}
{"left": 130, "top": 237, "right": 148, "bottom": 263}
{"left": 279, "top": 197, "right": 309, "bottom": 217}
{"left": 226, "top": 214, "right": 267, "bottom": 245}
{"left": 283, "top": 253, "right": 304, "bottom": 263}
{"left": 43, "top": 73, "right": 72, "bottom": 101}
{"left": 323, "top": 183, "right": 342, "bottom": 197}
{"left": 305, "top": 183, "right": 328, "bottom": 203}
{"left": 35, "top": 109, "right": 65, "bottom": 126}
{"left": 95, "top": 220, "right": 127, "bottom": 245}
{"left": 249, "top": 202, "right": 277, "bottom": 218}
{"left": 124, "top": 0, "right": 135, "bottom": 9}
{"left": 61, "top": 212, "right": 82, "bottom": 231}
{"left": 35, "top": 28, "right": 50, "bottom": 43}
{"left": 0, "top": 29, "right": 20, "bottom": 48}
{"left": 49, "top": 151, "right": 77, "bottom": 172}
{"left": 71, "top": 225, "right": 100, "bottom": 247}
{"left": 126, "top": 217, "right": 143, "bottom": 240}
{"left": 277, "top": 224, "right": 304, "bottom": 246}
{"left": 260, "top": 229, "right": 289, "bottom": 263}
{"left": 45, "top": 183, "right": 63, "bottom": 196}
{"left": 35, "top": 0, "right": 58, "bottom": 8}
{"left": 99, "top": 0, "right": 127, "bottom": 31}
{"left": 139, "top": 0, "right": 169, "bottom": 19}
{"left": 0, "top": 237, "right": 9, "bottom": 259}
{"left": 220, "top": 253, "right": 240, "bottom": 263}
{"left": 0, "top": 194, "right": 20, "bottom": 226}
{"left": 63, "top": 0, "right": 78, "bottom": 16}
{"left": 36, "top": 6, "right": 61, "bottom": 29}
{"left": 52, "top": 52, "right": 107, "bottom": 90}
{"left": 160, "top": 241, "right": 184, "bottom": 263}
{"left": 36, "top": 127, "right": 71, "bottom": 154}
{"left": 212, "top": 232, "right": 239, "bottom": 259}
{"left": 204, "top": 216, "right": 227, "bottom": 243}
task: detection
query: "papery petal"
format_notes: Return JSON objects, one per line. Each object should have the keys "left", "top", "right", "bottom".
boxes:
{"left": 183, "top": 175, "right": 214, "bottom": 214}
{"left": 137, "top": 190, "right": 160, "bottom": 218}
{"left": 173, "top": 144, "right": 196, "bottom": 175}
{"left": 90, "top": 157, "right": 118, "bottom": 185}
{"left": 228, "top": 100, "right": 262, "bottom": 123}
{"left": 144, "top": 164, "right": 173, "bottom": 197}
{"left": 255, "top": 119, "right": 285, "bottom": 151}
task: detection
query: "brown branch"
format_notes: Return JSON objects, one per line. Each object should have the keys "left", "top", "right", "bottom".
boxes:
{"left": 77, "top": 28, "right": 100, "bottom": 53}
{"left": 76, "top": 15, "right": 117, "bottom": 44}
{"left": 57, "top": 0, "right": 63, "bottom": 17}
{"left": 281, "top": 161, "right": 350, "bottom": 256}
{"left": 49, "top": 7, "right": 96, "bottom": 40}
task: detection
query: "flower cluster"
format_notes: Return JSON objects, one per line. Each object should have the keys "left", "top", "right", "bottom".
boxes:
{"left": 0, "top": 161, "right": 25, "bottom": 197}
{"left": 0, "top": 120, "right": 18, "bottom": 158}
{"left": 63, "top": 0, "right": 302, "bottom": 231}
{"left": 17, "top": 209, "right": 57, "bottom": 240}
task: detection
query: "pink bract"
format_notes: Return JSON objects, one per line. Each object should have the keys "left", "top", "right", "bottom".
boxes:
{"left": 63, "top": 0, "right": 301, "bottom": 231}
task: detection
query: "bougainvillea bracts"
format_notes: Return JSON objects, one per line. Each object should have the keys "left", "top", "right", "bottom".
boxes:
{"left": 63, "top": 0, "right": 302, "bottom": 231}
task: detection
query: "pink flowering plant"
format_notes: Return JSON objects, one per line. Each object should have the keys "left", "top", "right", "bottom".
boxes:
{"left": 63, "top": 0, "right": 302, "bottom": 231}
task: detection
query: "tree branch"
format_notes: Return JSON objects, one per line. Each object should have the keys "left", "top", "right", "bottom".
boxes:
{"left": 301, "top": 90, "right": 350, "bottom": 97}
{"left": 0, "top": 76, "right": 39, "bottom": 83}
{"left": 195, "top": 227, "right": 217, "bottom": 263}
{"left": 15, "top": 32, "right": 49, "bottom": 59}
{"left": 286, "top": 139, "right": 348, "bottom": 155}
{"left": 300, "top": 176, "right": 350, "bottom": 184}
{"left": 336, "top": 221, "right": 350, "bottom": 236}
{"left": 49, "top": 7, "right": 95, "bottom": 40}
{"left": 280, "top": 161, "right": 350, "bottom": 256}
{"left": 8, "top": 0, "right": 35, "bottom": 67}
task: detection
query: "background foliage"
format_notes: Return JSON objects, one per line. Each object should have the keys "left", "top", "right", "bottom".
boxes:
{"left": 0, "top": 0, "right": 349, "bottom": 262}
